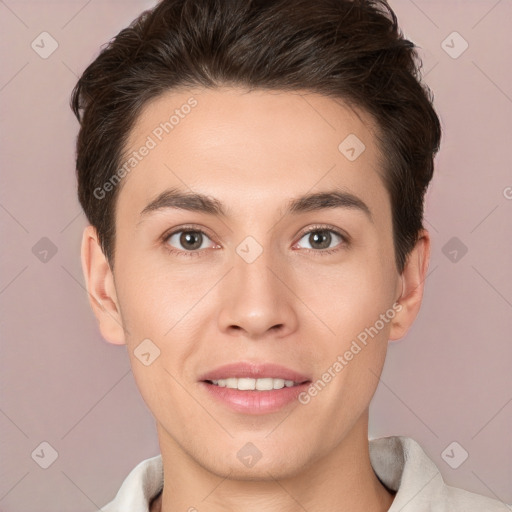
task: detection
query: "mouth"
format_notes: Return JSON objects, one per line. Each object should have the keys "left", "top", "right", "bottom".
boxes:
{"left": 198, "top": 361, "right": 311, "bottom": 387}
{"left": 204, "top": 377, "right": 310, "bottom": 391}
{"left": 198, "top": 362, "right": 312, "bottom": 414}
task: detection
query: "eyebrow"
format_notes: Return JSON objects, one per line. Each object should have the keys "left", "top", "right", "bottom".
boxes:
{"left": 139, "top": 187, "right": 373, "bottom": 223}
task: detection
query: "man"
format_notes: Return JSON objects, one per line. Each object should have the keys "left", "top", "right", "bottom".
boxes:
{"left": 71, "top": 0, "right": 508, "bottom": 510}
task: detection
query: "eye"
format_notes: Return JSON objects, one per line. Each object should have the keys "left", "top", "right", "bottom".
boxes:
{"left": 161, "top": 224, "right": 348, "bottom": 258}
{"left": 163, "top": 226, "right": 218, "bottom": 257}
{"left": 294, "top": 226, "right": 348, "bottom": 255}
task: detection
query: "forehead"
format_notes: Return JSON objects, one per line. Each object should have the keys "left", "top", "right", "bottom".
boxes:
{"left": 116, "top": 87, "right": 389, "bottom": 226}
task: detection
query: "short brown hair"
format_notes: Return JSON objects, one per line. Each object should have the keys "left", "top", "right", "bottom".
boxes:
{"left": 71, "top": 0, "right": 441, "bottom": 273}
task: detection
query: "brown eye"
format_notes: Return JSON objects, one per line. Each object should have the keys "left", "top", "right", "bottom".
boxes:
{"left": 307, "top": 230, "right": 333, "bottom": 250}
{"left": 295, "top": 227, "right": 347, "bottom": 255}
{"left": 164, "top": 229, "right": 214, "bottom": 254}
{"left": 179, "top": 231, "right": 203, "bottom": 250}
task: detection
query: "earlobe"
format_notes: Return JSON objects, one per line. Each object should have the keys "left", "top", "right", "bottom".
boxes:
{"left": 81, "top": 225, "right": 126, "bottom": 345}
{"left": 389, "top": 229, "right": 431, "bottom": 342}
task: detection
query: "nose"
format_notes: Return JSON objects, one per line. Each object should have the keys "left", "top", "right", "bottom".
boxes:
{"left": 217, "top": 245, "right": 299, "bottom": 340}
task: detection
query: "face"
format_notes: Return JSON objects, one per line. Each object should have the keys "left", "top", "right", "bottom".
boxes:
{"left": 88, "top": 87, "right": 415, "bottom": 480}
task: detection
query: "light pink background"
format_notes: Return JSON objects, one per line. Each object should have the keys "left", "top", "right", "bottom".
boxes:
{"left": 1, "top": 1, "right": 511, "bottom": 510}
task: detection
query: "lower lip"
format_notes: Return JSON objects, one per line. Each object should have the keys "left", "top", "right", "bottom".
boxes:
{"left": 200, "top": 381, "right": 310, "bottom": 415}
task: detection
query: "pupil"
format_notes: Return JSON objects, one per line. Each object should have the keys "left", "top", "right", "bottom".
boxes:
{"left": 181, "top": 231, "right": 201, "bottom": 250}
{"left": 311, "top": 230, "right": 330, "bottom": 249}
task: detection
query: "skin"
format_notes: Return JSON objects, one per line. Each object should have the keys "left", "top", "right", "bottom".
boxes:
{"left": 81, "top": 87, "right": 430, "bottom": 512}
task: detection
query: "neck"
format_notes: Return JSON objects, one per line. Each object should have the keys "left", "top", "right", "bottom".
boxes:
{"left": 152, "top": 411, "right": 395, "bottom": 512}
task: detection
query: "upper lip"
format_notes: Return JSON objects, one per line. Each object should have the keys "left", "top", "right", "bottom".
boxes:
{"left": 199, "top": 362, "right": 311, "bottom": 383}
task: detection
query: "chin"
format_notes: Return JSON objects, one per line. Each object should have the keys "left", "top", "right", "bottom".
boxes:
{"left": 213, "top": 458, "right": 305, "bottom": 482}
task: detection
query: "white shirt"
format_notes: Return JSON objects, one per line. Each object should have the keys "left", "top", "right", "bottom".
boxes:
{"left": 100, "top": 436, "right": 509, "bottom": 511}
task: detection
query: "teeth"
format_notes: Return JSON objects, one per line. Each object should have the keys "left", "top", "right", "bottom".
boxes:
{"left": 210, "top": 378, "right": 299, "bottom": 390}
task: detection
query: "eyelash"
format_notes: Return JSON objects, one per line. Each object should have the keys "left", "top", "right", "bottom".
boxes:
{"left": 161, "top": 224, "right": 349, "bottom": 258}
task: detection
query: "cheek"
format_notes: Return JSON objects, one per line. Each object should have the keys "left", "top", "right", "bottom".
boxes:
{"left": 309, "top": 256, "right": 395, "bottom": 411}
{"left": 114, "top": 250, "right": 186, "bottom": 334}
{"left": 318, "top": 258, "right": 396, "bottom": 342}
{"left": 115, "top": 260, "right": 205, "bottom": 374}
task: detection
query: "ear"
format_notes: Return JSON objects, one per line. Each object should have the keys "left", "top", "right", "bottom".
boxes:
{"left": 81, "top": 225, "right": 126, "bottom": 345}
{"left": 389, "top": 229, "right": 431, "bottom": 341}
